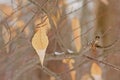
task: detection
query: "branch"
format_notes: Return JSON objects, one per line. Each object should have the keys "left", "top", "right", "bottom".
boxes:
{"left": 38, "top": 66, "right": 62, "bottom": 80}
{"left": 45, "top": 46, "right": 90, "bottom": 61}
{"left": 83, "top": 54, "right": 120, "bottom": 71}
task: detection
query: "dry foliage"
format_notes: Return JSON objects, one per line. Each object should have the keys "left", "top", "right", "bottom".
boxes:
{"left": 0, "top": 0, "right": 120, "bottom": 80}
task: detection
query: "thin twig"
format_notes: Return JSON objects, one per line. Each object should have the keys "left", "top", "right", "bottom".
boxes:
{"left": 42, "top": 66, "right": 62, "bottom": 80}
{"left": 13, "top": 58, "right": 37, "bottom": 80}
{"left": 0, "top": 3, "right": 31, "bottom": 25}
{"left": 83, "top": 54, "right": 120, "bottom": 71}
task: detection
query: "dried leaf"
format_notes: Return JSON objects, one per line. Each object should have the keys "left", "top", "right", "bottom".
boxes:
{"left": 52, "top": 9, "right": 62, "bottom": 28}
{"left": 35, "top": 17, "right": 51, "bottom": 32}
{"left": 71, "top": 17, "right": 82, "bottom": 52}
{"left": 10, "top": 27, "right": 17, "bottom": 39}
{"left": 100, "top": 0, "right": 109, "bottom": 5}
{"left": 50, "top": 76, "right": 55, "bottom": 80}
{"left": 32, "top": 28, "right": 48, "bottom": 66}
{"left": 16, "top": 20, "right": 24, "bottom": 31}
{"left": 0, "top": 4, "right": 13, "bottom": 16}
{"left": 63, "top": 58, "right": 76, "bottom": 80}
{"left": 2, "top": 27, "right": 10, "bottom": 44}
{"left": 32, "top": 17, "right": 50, "bottom": 66}
{"left": 2, "top": 27, "right": 10, "bottom": 53}
{"left": 81, "top": 73, "right": 93, "bottom": 80}
{"left": 91, "top": 62, "right": 103, "bottom": 80}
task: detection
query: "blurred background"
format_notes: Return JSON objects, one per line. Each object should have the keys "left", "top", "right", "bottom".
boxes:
{"left": 0, "top": 0, "right": 120, "bottom": 80}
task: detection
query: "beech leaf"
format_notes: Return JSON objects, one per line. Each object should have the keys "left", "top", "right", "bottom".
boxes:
{"left": 91, "top": 62, "right": 103, "bottom": 80}
{"left": 32, "top": 28, "right": 49, "bottom": 66}
{"left": 32, "top": 17, "right": 50, "bottom": 66}
{"left": 71, "top": 17, "right": 82, "bottom": 52}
